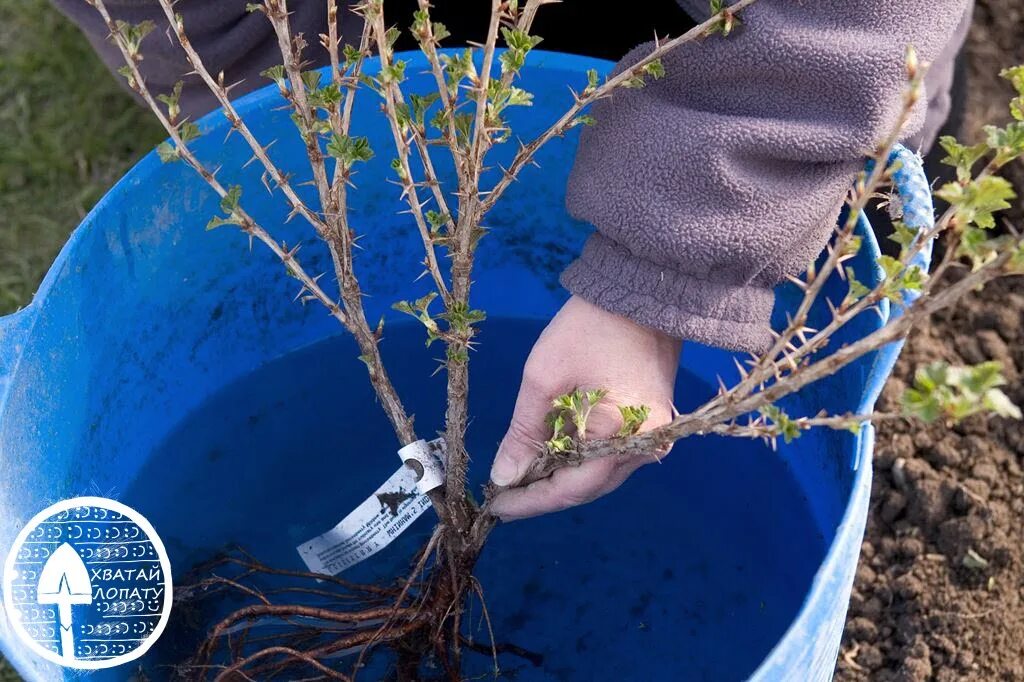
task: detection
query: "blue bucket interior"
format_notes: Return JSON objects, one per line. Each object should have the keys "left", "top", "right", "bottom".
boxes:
{"left": 0, "top": 51, "right": 894, "bottom": 680}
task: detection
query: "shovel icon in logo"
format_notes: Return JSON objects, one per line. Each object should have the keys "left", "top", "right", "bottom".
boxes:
{"left": 37, "top": 543, "right": 93, "bottom": 661}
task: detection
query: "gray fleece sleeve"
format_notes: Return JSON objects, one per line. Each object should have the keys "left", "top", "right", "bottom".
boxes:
{"left": 560, "top": 0, "right": 971, "bottom": 353}
{"left": 51, "top": 0, "right": 363, "bottom": 121}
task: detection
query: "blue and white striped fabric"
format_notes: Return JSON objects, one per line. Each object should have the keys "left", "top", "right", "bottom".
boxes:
{"left": 885, "top": 144, "right": 936, "bottom": 306}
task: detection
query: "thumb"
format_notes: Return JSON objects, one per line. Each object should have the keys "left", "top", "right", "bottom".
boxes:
{"left": 491, "top": 375, "right": 553, "bottom": 487}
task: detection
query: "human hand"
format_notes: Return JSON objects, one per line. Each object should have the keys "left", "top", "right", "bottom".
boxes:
{"left": 488, "top": 295, "right": 681, "bottom": 521}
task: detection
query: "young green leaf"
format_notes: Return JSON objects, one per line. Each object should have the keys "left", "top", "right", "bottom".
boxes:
{"left": 499, "top": 27, "right": 542, "bottom": 75}
{"left": 260, "top": 65, "right": 287, "bottom": 86}
{"left": 300, "top": 70, "right": 322, "bottom": 92}
{"left": 156, "top": 81, "right": 185, "bottom": 122}
{"left": 902, "top": 361, "right": 1021, "bottom": 423}
{"left": 156, "top": 141, "right": 179, "bottom": 163}
{"left": 1001, "top": 65, "right": 1024, "bottom": 121}
{"left": 327, "top": 134, "right": 374, "bottom": 168}
{"left": 938, "top": 135, "right": 989, "bottom": 183}
{"left": 220, "top": 185, "right": 242, "bottom": 215}
{"left": 935, "top": 175, "right": 1016, "bottom": 230}
{"left": 642, "top": 59, "right": 666, "bottom": 80}
{"left": 843, "top": 267, "right": 870, "bottom": 304}
{"left": 617, "top": 405, "right": 651, "bottom": 437}
{"left": 759, "top": 405, "right": 801, "bottom": 444}
{"left": 178, "top": 121, "right": 201, "bottom": 144}
{"left": 113, "top": 19, "right": 155, "bottom": 56}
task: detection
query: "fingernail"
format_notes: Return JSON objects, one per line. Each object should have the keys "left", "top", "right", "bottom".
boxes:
{"left": 490, "top": 455, "right": 517, "bottom": 487}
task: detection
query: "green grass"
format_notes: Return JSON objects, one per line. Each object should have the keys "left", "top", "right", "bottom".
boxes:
{"left": 0, "top": 0, "right": 162, "bottom": 316}
{"left": 0, "top": 0, "right": 162, "bottom": 676}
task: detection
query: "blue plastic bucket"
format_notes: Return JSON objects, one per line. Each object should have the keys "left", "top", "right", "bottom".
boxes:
{"left": 0, "top": 51, "right": 932, "bottom": 680}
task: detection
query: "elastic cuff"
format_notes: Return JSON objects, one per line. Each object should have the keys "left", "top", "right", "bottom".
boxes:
{"left": 560, "top": 234, "right": 776, "bottom": 354}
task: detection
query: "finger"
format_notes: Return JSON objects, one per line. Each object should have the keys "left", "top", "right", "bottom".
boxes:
{"left": 490, "top": 373, "right": 557, "bottom": 487}
{"left": 490, "top": 455, "right": 645, "bottom": 521}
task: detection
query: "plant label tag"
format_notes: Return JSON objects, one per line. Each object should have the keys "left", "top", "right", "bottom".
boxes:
{"left": 296, "top": 438, "right": 446, "bottom": 576}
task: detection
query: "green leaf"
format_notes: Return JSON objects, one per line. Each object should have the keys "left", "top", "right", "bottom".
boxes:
{"left": 877, "top": 255, "right": 903, "bottom": 280}
{"left": 392, "top": 292, "right": 440, "bottom": 342}
{"left": 916, "top": 362, "right": 949, "bottom": 391}
{"left": 393, "top": 102, "right": 412, "bottom": 129}
{"left": 205, "top": 216, "right": 232, "bottom": 231}
{"left": 342, "top": 44, "right": 363, "bottom": 67}
{"left": 840, "top": 234, "right": 863, "bottom": 258}
{"left": 409, "top": 92, "right": 440, "bottom": 126}
{"left": 178, "top": 121, "right": 201, "bottom": 143}
{"left": 113, "top": 19, "right": 155, "bottom": 55}
{"left": 1003, "top": 64, "right": 1024, "bottom": 121}
{"left": 586, "top": 68, "right": 600, "bottom": 92}
{"left": 902, "top": 386, "right": 941, "bottom": 422}
{"left": 984, "top": 122, "right": 1024, "bottom": 165}
{"left": 545, "top": 410, "right": 566, "bottom": 438}
{"left": 504, "top": 86, "right": 534, "bottom": 107}
{"left": 938, "top": 135, "right": 989, "bottom": 182}
{"left": 706, "top": 0, "right": 740, "bottom": 36}
{"left": 300, "top": 70, "right": 322, "bottom": 92}
{"left": 1010, "top": 241, "right": 1024, "bottom": 273}
{"left": 501, "top": 26, "right": 542, "bottom": 52}
{"left": 901, "top": 361, "right": 1020, "bottom": 423}
{"left": 617, "top": 405, "right": 651, "bottom": 437}
{"left": 984, "top": 389, "right": 1023, "bottom": 419}
{"left": 156, "top": 81, "right": 185, "bottom": 122}
{"left": 888, "top": 221, "right": 918, "bottom": 252}
{"left": 958, "top": 361, "right": 1005, "bottom": 395}
{"left": 485, "top": 80, "right": 534, "bottom": 118}
{"left": 452, "top": 113, "right": 474, "bottom": 141}
{"left": 432, "top": 22, "right": 451, "bottom": 43}
{"left": 441, "top": 302, "right": 486, "bottom": 334}
{"left": 897, "top": 264, "right": 927, "bottom": 293}
{"left": 935, "top": 175, "right": 1016, "bottom": 230}
{"left": 220, "top": 185, "right": 242, "bottom": 215}
{"left": 621, "top": 75, "right": 647, "bottom": 89}
{"left": 308, "top": 82, "right": 342, "bottom": 110}
{"left": 1000, "top": 64, "right": 1024, "bottom": 95}
{"left": 1011, "top": 99, "right": 1024, "bottom": 123}
{"left": 425, "top": 210, "right": 450, "bottom": 235}
{"left": 551, "top": 392, "right": 576, "bottom": 413}
{"left": 956, "top": 227, "right": 1005, "bottom": 271}
{"left": 379, "top": 60, "right": 407, "bottom": 85}
{"left": 844, "top": 267, "right": 870, "bottom": 303}
{"left": 759, "top": 405, "right": 801, "bottom": 444}
{"left": 413, "top": 12, "right": 451, "bottom": 44}
{"left": 327, "top": 134, "right": 374, "bottom": 167}
{"left": 260, "top": 65, "right": 286, "bottom": 85}
{"left": 642, "top": 59, "right": 665, "bottom": 80}
{"left": 546, "top": 434, "right": 574, "bottom": 454}
{"left": 499, "top": 27, "right": 542, "bottom": 75}
{"left": 156, "top": 141, "right": 179, "bottom": 163}
{"left": 390, "top": 157, "right": 408, "bottom": 181}
{"left": 872, "top": 255, "right": 926, "bottom": 303}
{"left": 441, "top": 49, "right": 475, "bottom": 93}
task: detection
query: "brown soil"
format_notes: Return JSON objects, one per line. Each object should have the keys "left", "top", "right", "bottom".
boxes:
{"left": 835, "top": 2, "right": 1024, "bottom": 679}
